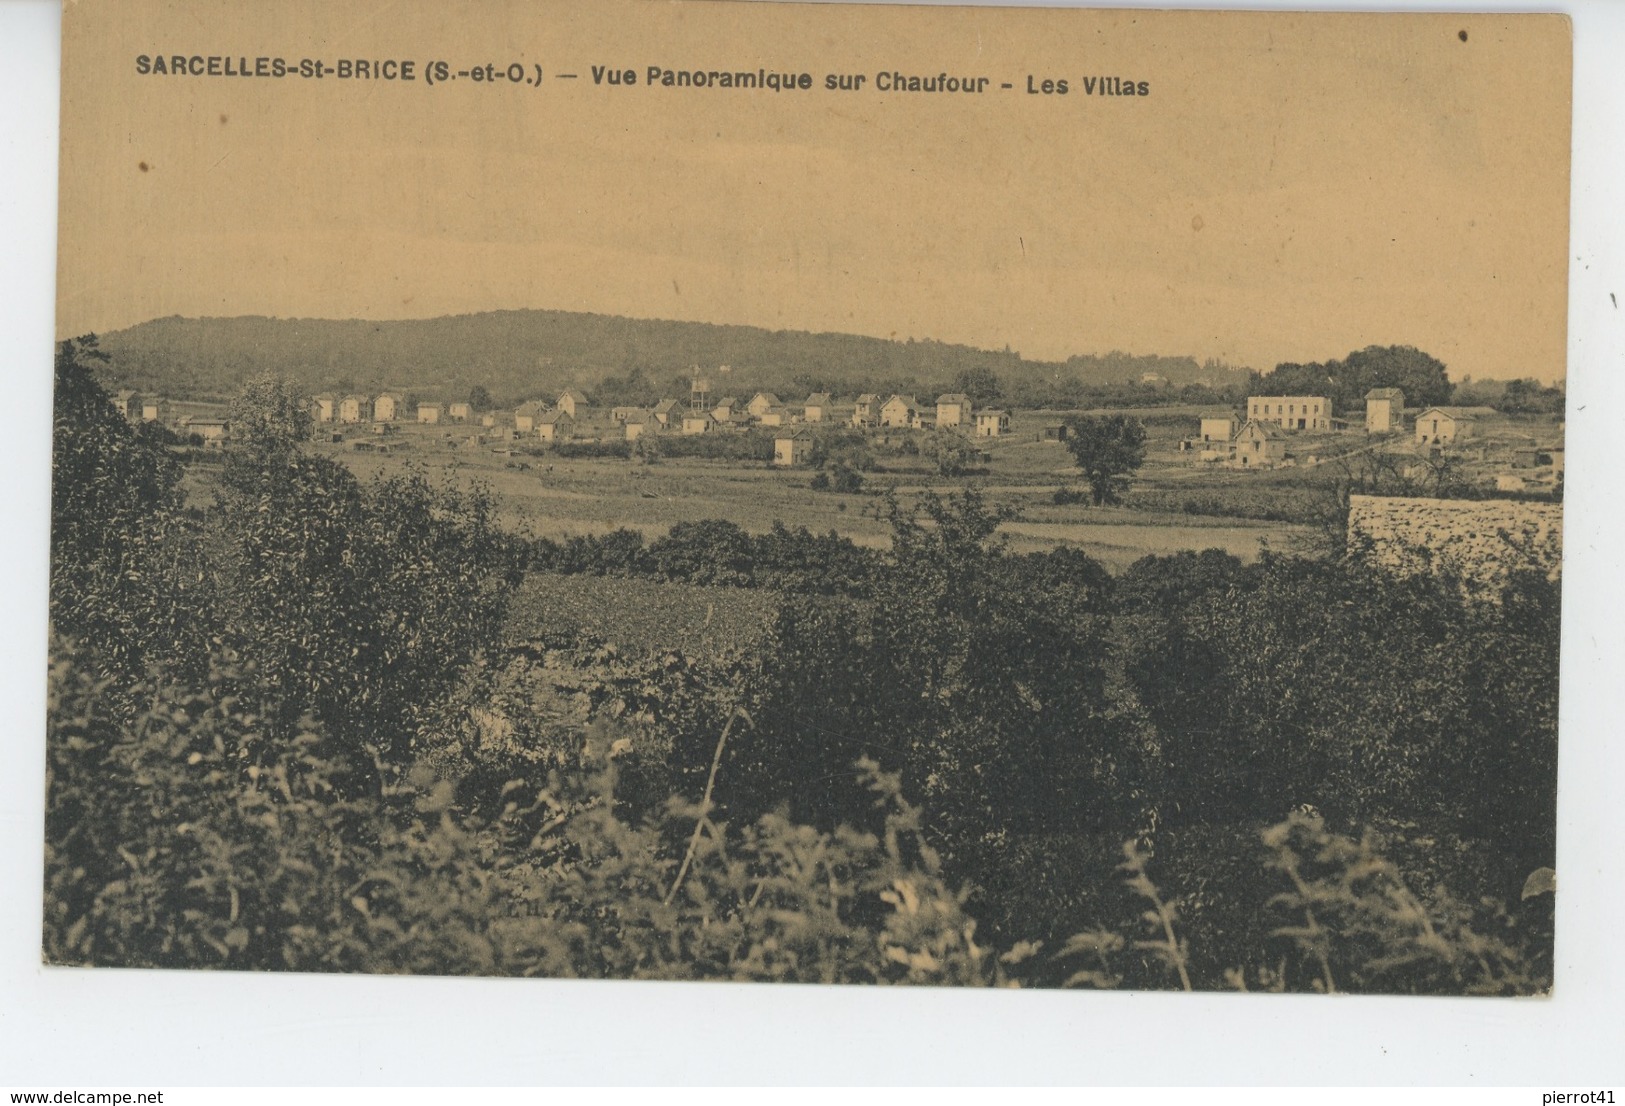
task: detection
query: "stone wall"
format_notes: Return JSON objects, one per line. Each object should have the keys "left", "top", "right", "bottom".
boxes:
{"left": 1347, "top": 494, "right": 1563, "bottom": 590}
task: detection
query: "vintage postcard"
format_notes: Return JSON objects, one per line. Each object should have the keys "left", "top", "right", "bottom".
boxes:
{"left": 47, "top": 0, "right": 1569, "bottom": 995}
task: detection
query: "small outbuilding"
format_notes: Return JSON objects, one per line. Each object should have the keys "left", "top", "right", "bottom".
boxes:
{"left": 1415, "top": 406, "right": 1495, "bottom": 445}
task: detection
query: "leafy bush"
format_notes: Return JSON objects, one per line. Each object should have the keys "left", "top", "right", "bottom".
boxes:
{"left": 551, "top": 440, "right": 632, "bottom": 460}
{"left": 212, "top": 454, "right": 525, "bottom": 786}
{"left": 1051, "top": 814, "right": 1549, "bottom": 995}
{"left": 919, "top": 429, "right": 981, "bottom": 477}
{"left": 655, "top": 431, "right": 776, "bottom": 463}
{"left": 1117, "top": 549, "right": 1559, "bottom": 890}
{"left": 648, "top": 519, "right": 758, "bottom": 586}
{"left": 528, "top": 520, "right": 880, "bottom": 598}
{"left": 50, "top": 337, "right": 207, "bottom": 685}
{"left": 44, "top": 641, "right": 517, "bottom": 974}
{"left": 815, "top": 461, "right": 866, "bottom": 493}
{"left": 45, "top": 638, "right": 1010, "bottom": 986}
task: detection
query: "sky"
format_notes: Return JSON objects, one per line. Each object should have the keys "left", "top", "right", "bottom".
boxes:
{"left": 56, "top": 1, "right": 1573, "bottom": 380}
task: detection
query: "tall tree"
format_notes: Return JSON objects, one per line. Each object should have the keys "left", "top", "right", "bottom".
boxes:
{"left": 952, "top": 366, "right": 1002, "bottom": 405}
{"left": 228, "top": 372, "right": 313, "bottom": 449}
{"left": 1252, "top": 345, "right": 1452, "bottom": 412}
{"left": 50, "top": 336, "right": 206, "bottom": 681}
{"left": 1063, "top": 415, "right": 1147, "bottom": 505}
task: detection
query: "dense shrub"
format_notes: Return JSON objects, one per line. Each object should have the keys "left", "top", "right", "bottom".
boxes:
{"left": 654, "top": 431, "right": 776, "bottom": 463}
{"left": 50, "top": 337, "right": 208, "bottom": 685}
{"left": 1117, "top": 550, "right": 1559, "bottom": 896}
{"left": 529, "top": 520, "right": 880, "bottom": 597}
{"left": 551, "top": 440, "right": 632, "bottom": 460}
{"left": 45, "top": 639, "right": 1008, "bottom": 985}
{"left": 212, "top": 451, "right": 525, "bottom": 788}
{"left": 648, "top": 519, "right": 758, "bottom": 587}
{"left": 44, "top": 641, "right": 516, "bottom": 974}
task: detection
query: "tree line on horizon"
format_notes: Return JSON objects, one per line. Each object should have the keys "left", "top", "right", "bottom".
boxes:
{"left": 85, "top": 310, "right": 1247, "bottom": 407}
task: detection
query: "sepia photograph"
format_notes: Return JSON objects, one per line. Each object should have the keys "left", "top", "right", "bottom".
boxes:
{"left": 42, "top": 0, "right": 1573, "bottom": 996}
{"left": 15, "top": 0, "right": 1625, "bottom": 1087}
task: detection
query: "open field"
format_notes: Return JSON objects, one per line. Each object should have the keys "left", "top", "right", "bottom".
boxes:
{"left": 169, "top": 403, "right": 1559, "bottom": 572}
{"left": 303, "top": 416, "right": 1324, "bottom": 570}
{"left": 505, "top": 572, "right": 782, "bottom": 653}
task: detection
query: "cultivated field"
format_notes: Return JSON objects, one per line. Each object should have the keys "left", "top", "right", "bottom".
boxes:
{"left": 302, "top": 410, "right": 1325, "bottom": 571}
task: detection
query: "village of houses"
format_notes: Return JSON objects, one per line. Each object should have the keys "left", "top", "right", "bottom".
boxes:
{"left": 110, "top": 379, "right": 1564, "bottom": 496}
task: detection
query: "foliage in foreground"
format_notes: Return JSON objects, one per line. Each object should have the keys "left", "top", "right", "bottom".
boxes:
{"left": 44, "top": 636, "right": 1549, "bottom": 992}
{"left": 44, "top": 643, "right": 1003, "bottom": 984}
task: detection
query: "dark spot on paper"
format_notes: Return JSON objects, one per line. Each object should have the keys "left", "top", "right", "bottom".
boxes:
{"left": 1191, "top": 214, "right": 1205, "bottom": 232}
{"left": 1459, "top": 30, "right": 1468, "bottom": 42}
{"left": 219, "top": 113, "right": 228, "bottom": 124}
{"left": 138, "top": 161, "right": 149, "bottom": 172}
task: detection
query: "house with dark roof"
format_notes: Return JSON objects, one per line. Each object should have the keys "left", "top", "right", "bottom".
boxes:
{"left": 681, "top": 409, "right": 718, "bottom": 435}
{"left": 537, "top": 409, "right": 574, "bottom": 442}
{"left": 339, "top": 395, "right": 371, "bottom": 423}
{"left": 773, "top": 427, "right": 813, "bottom": 466}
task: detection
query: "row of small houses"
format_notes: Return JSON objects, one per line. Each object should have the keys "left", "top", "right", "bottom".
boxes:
{"left": 606, "top": 390, "right": 1014, "bottom": 436}
{"left": 305, "top": 388, "right": 1017, "bottom": 439}
{"left": 312, "top": 392, "right": 492, "bottom": 426}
